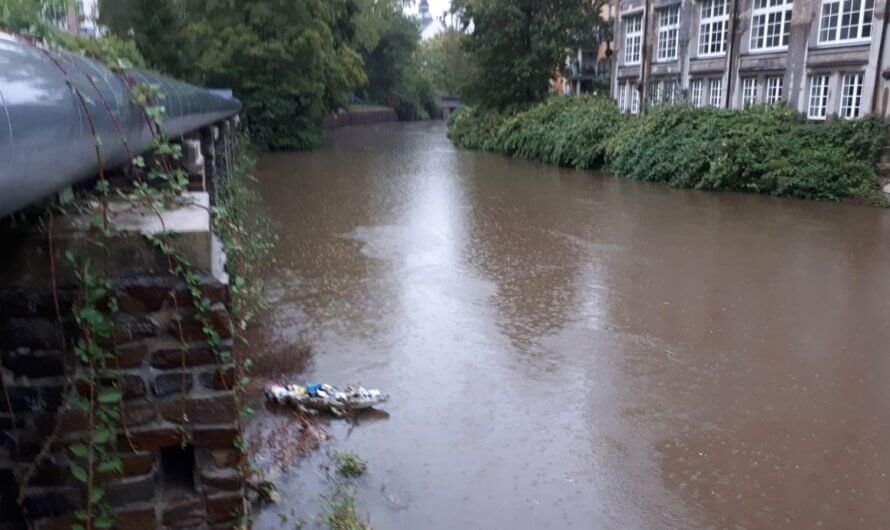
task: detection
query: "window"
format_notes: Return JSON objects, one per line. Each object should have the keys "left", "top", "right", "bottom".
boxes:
{"left": 631, "top": 85, "right": 640, "bottom": 114}
{"left": 652, "top": 81, "right": 663, "bottom": 106}
{"left": 657, "top": 6, "right": 681, "bottom": 61}
{"left": 618, "top": 83, "right": 628, "bottom": 112}
{"left": 699, "top": 0, "right": 729, "bottom": 56}
{"left": 808, "top": 75, "right": 830, "bottom": 119}
{"left": 691, "top": 79, "right": 704, "bottom": 107}
{"left": 839, "top": 73, "right": 863, "bottom": 118}
{"left": 709, "top": 78, "right": 723, "bottom": 107}
{"left": 765, "top": 76, "right": 784, "bottom": 103}
{"left": 819, "top": 0, "right": 874, "bottom": 43}
{"left": 742, "top": 77, "right": 759, "bottom": 105}
{"left": 750, "top": 0, "right": 793, "bottom": 50}
{"left": 624, "top": 15, "right": 643, "bottom": 65}
{"left": 667, "top": 80, "right": 679, "bottom": 103}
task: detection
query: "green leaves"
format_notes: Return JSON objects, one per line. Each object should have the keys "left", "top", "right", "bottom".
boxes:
{"left": 70, "top": 443, "right": 90, "bottom": 458}
{"left": 90, "top": 487, "right": 105, "bottom": 503}
{"left": 71, "top": 394, "right": 92, "bottom": 412}
{"left": 60, "top": 252, "right": 128, "bottom": 529}
{"left": 450, "top": 99, "right": 889, "bottom": 203}
{"left": 420, "top": 29, "right": 473, "bottom": 99}
{"left": 97, "top": 387, "right": 121, "bottom": 405}
{"left": 92, "top": 427, "right": 113, "bottom": 445}
{"left": 71, "top": 465, "right": 88, "bottom": 483}
{"left": 455, "top": 0, "right": 601, "bottom": 109}
{"left": 173, "top": 0, "right": 365, "bottom": 149}
{"left": 97, "top": 459, "right": 122, "bottom": 475}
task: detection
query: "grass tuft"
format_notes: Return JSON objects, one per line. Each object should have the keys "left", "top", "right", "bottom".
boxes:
{"left": 333, "top": 452, "right": 368, "bottom": 478}
{"left": 320, "top": 482, "right": 372, "bottom": 530}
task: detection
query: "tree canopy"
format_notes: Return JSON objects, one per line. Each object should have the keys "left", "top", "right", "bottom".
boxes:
{"left": 95, "top": 0, "right": 443, "bottom": 148}
{"left": 4, "top": 0, "right": 476, "bottom": 149}
{"left": 184, "top": 0, "right": 366, "bottom": 150}
{"left": 420, "top": 27, "right": 474, "bottom": 99}
{"left": 97, "top": 0, "right": 366, "bottom": 150}
{"left": 452, "top": 0, "right": 598, "bottom": 109}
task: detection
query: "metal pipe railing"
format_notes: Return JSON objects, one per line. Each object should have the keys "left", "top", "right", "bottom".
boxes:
{"left": 0, "top": 30, "right": 242, "bottom": 218}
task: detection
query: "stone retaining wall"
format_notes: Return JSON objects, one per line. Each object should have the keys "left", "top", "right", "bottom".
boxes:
{"left": 324, "top": 107, "right": 399, "bottom": 130}
{"left": 0, "top": 117, "right": 246, "bottom": 530}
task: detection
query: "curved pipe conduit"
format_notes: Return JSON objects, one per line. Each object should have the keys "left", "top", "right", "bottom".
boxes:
{"left": 0, "top": 30, "right": 242, "bottom": 218}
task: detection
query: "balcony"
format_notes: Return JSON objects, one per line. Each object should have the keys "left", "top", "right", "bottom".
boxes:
{"left": 566, "top": 59, "right": 612, "bottom": 81}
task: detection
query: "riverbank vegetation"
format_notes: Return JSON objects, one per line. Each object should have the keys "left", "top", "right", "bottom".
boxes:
{"left": 451, "top": 0, "right": 601, "bottom": 109}
{"left": 420, "top": 26, "right": 474, "bottom": 101}
{"left": 352, "top": 1, "right": 437, "bottom": 121}
{"left": 98, "top": 0, "right": 439, "bottom": 147}
{"left": 3, "top": 0, "right": 443, "bottom": 149}
{"left": 448, "top": 97, "right": 888, "bottom": 203}
{"left": 333, "top": 451, "right": 369, "bottom": 478}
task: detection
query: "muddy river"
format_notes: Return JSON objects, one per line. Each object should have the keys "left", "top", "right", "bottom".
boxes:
{"left": 249, "top": 122, "right": 890, "bottom": 529}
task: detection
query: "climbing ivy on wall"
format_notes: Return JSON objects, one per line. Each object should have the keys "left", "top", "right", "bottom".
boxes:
{"left": 66, "top": 254, "right": 123, "bottom": 530}
{"left": 1, "top": 28, "right": 272, "bottom": 529}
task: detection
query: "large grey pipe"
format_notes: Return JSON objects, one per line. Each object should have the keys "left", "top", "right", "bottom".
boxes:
{"left": 0, "top": 30, "right": 242, "bottom": 218}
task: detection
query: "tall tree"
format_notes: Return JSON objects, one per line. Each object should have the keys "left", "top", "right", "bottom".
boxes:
{"left": 97, "top": 0, "right": 190, "bottom": 76}
{"left": 97, "top": 0, "right": 134, "bottom": 35}
{"left": 1, "top": 0, "right": 69, "bottom": 32}
{"left": 359, "top": 9, "right": 419, "bottom": 103}
{"left": 133, "top": 0, "right": 190, "bottom": 76}
{"left": 452, "top": 0, "right": 597, "bottom": 109}
{"left": 182, "top": 0, "right": 366, "bottom": 150}
{"left": 350, "top": 0, "right": 436, "bottom": 120}
{"left": 420, "top": 27, "right": 473, "bottom": 98}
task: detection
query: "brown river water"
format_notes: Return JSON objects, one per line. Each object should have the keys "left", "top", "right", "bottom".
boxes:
{"left": 248, "top": 121, "right": 890, "bottom": 529}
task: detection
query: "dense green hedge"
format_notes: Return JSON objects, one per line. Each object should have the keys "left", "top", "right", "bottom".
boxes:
{"left": 447, "top": 97, "right": 888, "bottom": 203}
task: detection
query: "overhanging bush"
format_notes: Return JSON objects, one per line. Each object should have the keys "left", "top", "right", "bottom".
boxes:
{"left": 498, "top": 97, "right": 623, "bottom": 169}
{"left": 447, "top": 106, "right": 507, "bottom": 151}
{"left": 448, "top": 97, "right": 888, "bottom": 203}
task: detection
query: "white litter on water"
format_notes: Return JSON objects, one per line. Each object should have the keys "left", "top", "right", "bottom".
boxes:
{"left": 264, "top": 382, "right": 389, "bottom": 416}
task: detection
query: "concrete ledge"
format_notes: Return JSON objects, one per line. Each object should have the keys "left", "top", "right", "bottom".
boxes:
{"left": 0, "top": 193, "right": 218, "bottom": 285}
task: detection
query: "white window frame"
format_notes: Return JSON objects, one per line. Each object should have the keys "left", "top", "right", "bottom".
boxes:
{"left": 839, "top": 72, "right": 863, "bottom": 118}
{"left": 765, "top": 76, "right": 784, "bottom": 103}
{"left": 818, "top": 0, "right": 875, "bottom": 44}
{"left": 742, "top": 77, "right": 759, "bottom": 106}
{"left": 631, "top": 85, "right": 640, "bottom": 114}
{"left": 691, "top": 79, "right": 704, "bottom": 107}
{"left": 709, "top": 78, "right": 723, "bottom": 107}
{"left": 807, "top": 74, "right": 830, "bottom": 120}
{"left": 699, "top": 0, "right": 729, "bottom": 57}
{"left": 624, "top": 14, "right": 643, "bottom": 65}
{"left": 656, "top": 5, "right": 680, "bottom": 62}
{"left": 652, "top": 81, "right": 663, "bottom": 106}
{"left": 750, "top": 0, "right": 793, "bottom": 52}
{"left": 667, "top": 80, "right": 679, "bottom": 103}
{"left": 618, "top": 83, "right": 628, "bottom": 112}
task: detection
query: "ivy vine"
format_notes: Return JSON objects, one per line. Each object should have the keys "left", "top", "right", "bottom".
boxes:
{"left": 1, "top": 29, "right": 271, "bottom": 530}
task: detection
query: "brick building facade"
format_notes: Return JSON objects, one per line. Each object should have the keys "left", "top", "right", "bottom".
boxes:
{"left": 612, "top": 0, "right": 890, "bottom": 120}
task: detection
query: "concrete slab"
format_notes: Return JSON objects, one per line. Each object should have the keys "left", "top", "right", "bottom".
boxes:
{"left": 107, "top": 192, "right": 211, "bottom": 235}
{"left": 0, "top": 193, "right": 217, "bottom": 285}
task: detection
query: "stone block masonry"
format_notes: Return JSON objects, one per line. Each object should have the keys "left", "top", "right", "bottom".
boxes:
{"left": 0, "top": 117, "right": 247, "bottom": 529}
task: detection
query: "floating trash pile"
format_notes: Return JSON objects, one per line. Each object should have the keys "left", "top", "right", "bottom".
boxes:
{"left": 265, "top": 383, "right": 389, "bottom": 416}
